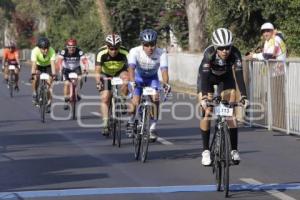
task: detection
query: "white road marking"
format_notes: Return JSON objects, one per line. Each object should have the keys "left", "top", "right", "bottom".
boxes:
{"left": 157, "top": 136, "right": 174, "bottom": 145}
{"left": 240, "top": 178, "right": 297, "bottom": 200}
{"left": 91, "top": 111, "right": 174, "bottom": 145}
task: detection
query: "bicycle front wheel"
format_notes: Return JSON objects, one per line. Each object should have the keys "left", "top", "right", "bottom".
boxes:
{"left": 39, "top": 86, "right": 47, "bottom": 123}
{"left": 141, "top": 106, "right": 150, "bottom": 163}
{"left": 210, "top": 130, "right": 222, "bottom": 191}
{"left": 70, "top": 85, "right": 77, "bottom": 120}
{"left": 222, "top": 125, "right": 231, "bottom": 197}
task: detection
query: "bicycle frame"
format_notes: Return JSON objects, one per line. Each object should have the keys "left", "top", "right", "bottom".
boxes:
{"left": 133, "top": 86, "right": 157, "bottom": 163}
{"left": 110, "top": 77, "right": 125, "bottom": 147}
{"left": 8, "top": 65, "right": 16, "bottom": 98}
{"left": 38, "top": 73, "right": 51, "bottom": 123}
{"left": 68, "top": 72, "right": 79, "bottom": 120}
{"left": 209, "top": 100, "right": 235, "bottom": 197}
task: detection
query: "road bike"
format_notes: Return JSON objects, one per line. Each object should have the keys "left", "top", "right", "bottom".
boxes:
{"left": 36, "top": 73, "right": 51, "bottom": 123}
{"left": 108, "top": 77, "right": 127, "bottom": 147}
{"left": 209, "top": 98, "right": 240, "bottom": 197}
{"left": 133, "top": 86, "right": 168, "bottom": 163}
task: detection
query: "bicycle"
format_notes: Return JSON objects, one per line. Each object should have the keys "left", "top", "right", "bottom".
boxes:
{"left": 107, "top": 77, "right": 127, "bottom": 147}
{"left": 67, "top": 72, "right": 80, "bottom": 120}
{"left": 209, "top": 98, "right": 240, "bottom": 197}
{"left": 133, "top": 86, "right": 168, "bottom": 163}
{"left": 35, "top": 73, "right": 51, "bottom": 123}
{"left": 7, "top": 65, "right": 17, "bottom": 98}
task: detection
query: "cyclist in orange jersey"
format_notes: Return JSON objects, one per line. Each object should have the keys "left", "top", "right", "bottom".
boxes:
{"left": 2, "top": 42, "right": 21, "bottom": 91}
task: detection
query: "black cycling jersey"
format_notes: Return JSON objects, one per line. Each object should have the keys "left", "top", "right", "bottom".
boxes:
{"left": 197, "top": 45, "right": 247, "bottom": 97}
{"left": 59, "top": 48, "right": 84, "bottom": 70}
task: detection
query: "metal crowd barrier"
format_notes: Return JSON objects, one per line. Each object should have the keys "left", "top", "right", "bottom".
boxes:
{"left": 247, "top": 60, "right": 300, "bottom": 135}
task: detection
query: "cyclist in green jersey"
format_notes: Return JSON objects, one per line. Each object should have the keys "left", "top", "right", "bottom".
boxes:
{"left": 31, "top": 37, "right": 56, "bottom": 113}
{"left": 95, "top": 33, "right": 129, "bottom": 136}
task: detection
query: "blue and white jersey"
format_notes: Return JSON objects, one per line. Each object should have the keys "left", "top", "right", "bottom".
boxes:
{"left": 128, "top": 46, "right": 168, "bottom": 78}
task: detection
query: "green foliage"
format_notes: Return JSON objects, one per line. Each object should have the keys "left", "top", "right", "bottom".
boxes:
{"left": 106, "top": 0, "right": 167, "bottom": 48}
{"left": 44, "top": 0, "right": 104, "bottom": 52}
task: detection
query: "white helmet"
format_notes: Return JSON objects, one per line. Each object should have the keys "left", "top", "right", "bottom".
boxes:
{"left": 212, "top": 28, "right": 233, "bottom": 47}
{"left": 105, "top": 33, "right": 122, "bottom": 47}
{"left": 261, "top": 22, "right": 274, "bottom": 30}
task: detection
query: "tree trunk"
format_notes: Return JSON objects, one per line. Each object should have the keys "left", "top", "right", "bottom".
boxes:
{"left": 95, "top": 0, "right": 112, "bottom": 35}
{"left": 185, "top": 0, "right": 208, "bottom": 52}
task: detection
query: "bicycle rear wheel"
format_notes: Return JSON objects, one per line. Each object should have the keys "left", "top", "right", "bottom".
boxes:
{"left": 222, "top": 125, "right": 231, "bottom": 197}
{"left": 141, "top": 106, "right": 150, "bottom": 163}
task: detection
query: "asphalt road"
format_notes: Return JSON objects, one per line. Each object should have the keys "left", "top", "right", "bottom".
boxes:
{"left": 0, "top": 64, "right": 300, "bottom": 200}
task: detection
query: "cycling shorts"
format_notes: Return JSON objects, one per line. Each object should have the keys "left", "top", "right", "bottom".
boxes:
{"left": 37, "top": 65, "right": 52, "bottom": 75}
{"left": 134, "top": 74, "right": 160, "bottom": 96}
{"left": 62, "top": 67, "right": 82, "bottom": 81}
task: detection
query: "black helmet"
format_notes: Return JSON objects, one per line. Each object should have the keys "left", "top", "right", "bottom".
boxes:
{"left": 37, "top": 37, "right": 50, "bottom": 49}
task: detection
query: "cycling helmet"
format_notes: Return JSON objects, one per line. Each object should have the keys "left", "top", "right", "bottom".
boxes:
{"left": 66, "top": 38, "right": 77, "bottom": 47}
{"left": 105, "top": 33, "right": 122, "bottom": 47}
{"left": 261, "top": 22, "right": 274, "bottom": 30}
{"left": 37, "top": 37, "right": 50, "bottom": 49}
{"left": 212, "top": 28, "right": 233, "bottom": 47}
{"left": 139, "top": 29, "right": 157, "bottom": 43}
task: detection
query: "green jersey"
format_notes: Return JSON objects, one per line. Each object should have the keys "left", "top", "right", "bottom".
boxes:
{"left": 31, "top": 46, "right": 56, "bottom": 66}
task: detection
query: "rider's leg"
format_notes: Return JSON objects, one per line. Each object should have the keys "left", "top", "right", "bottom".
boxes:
{"left": 199, "top": 92, "right": 213, "bottom": 151}
{"left": 119, "top": 70, "right": 129, "bottom": 96}
{"left": 3, "top": 65, "right": 9, "bottom": 82}
{"left": 199, "top": 92, "right": 213, "bottom": 165}
{"left": 100, "top": 90, "right": 112, "bottom": 128}
{"left": 222, "top": 89, "right": 239, "bottom": 150}
{"left": 64, "top": 80, "right": 70, "bottom": 101}
{"left": 14, "top": 68, "right": 20, "bottom": 89}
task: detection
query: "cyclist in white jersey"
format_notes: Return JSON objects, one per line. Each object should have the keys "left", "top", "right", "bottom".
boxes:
{"left": 127, "top": 29, "right": 171, "bottom": 141}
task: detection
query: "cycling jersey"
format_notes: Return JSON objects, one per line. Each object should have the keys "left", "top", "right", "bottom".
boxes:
{"left": 31, "top": 46, "right": 56, "bottom": 67}
{"left": 198, "top": 45, "right": 247, "bottom": 97}
{"left": 96, "top": 45, "right": 128, "bottom": 76}
{"left": 253, "top": 35, "right": 286, "bottom": 61}
{"left": 57, "top": 48, "right": 85, "bottom": 70}
{"left": 3, "top": 48, "right": 19, "bottom": 64}
{"left": 128, "top": 46, "right": 168, "bottom": 78}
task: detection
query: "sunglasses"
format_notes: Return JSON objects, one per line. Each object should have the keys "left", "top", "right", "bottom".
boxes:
{"left": 108, "top": 47, "right": 119, "bottom": 51}
{"left": 143, "top": 42, "right": 156, "bottom": 47}
{"left": 217, "top": 46, "right": 231, "bottom": 51}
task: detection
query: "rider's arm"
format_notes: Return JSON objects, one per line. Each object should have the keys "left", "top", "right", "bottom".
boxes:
{"left": 56, "top": 56, "right": 63, "bottom": 73}
{"left": 233, "top": 48, "right": 247, "bottom": 97}
{"left": 199, "top": 49, "right": 212, "bottom": 98}
{"left": 15, "top": 50, "right": 21, "bottom": 67}
{"left": 95, "top": 51, "right": 103, "bottom": 84}
{"left": 49, "top": 48, "right": 56, "bottom": 75}
{"left": 128, "top": 48, "right": 137, "bottom": 82}
{"left": 160, "top": 51, "right": 169, "bottom": 84}
{"left": 30, "top": 48, "right": 37, "bottom": 74}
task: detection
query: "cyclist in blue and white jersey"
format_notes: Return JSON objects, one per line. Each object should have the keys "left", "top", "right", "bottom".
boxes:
{"left": 127, "top": 29, "right": 171, "bottom": 141}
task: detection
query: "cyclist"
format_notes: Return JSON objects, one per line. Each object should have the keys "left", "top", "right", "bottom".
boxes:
{"left": 95, "top": 33, "right": 129, "bottom": 136}
{"left": 2, "top": 41, "right": 21, "bottom": 91}
{"left": 127, "top": 29, "right": 171, "bottom": 141}
{"left": 56, "top": 38, "right": 89, "bottom": 110}
{"left": 197, "top": 28, "right": 248, "bottom": 166}
{"left": 31, "top": 37, "right": 56, "bottom": 113}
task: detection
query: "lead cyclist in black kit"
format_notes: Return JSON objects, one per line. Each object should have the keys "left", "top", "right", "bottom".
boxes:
{"left": 198, "top": 28, "right": 248, "bottom": 166}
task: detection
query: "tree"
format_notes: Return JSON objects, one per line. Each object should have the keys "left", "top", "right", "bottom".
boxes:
{"left": 185, "top": 0, "right": 208, "bottom": 52}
